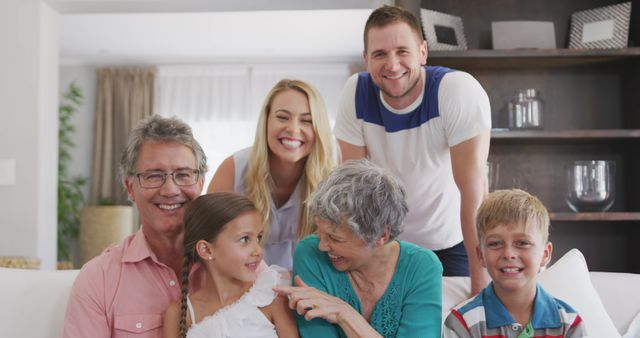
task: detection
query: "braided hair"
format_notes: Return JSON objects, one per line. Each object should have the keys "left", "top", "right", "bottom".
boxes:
{"left": 178, "top": 192, "right": 257, "bottom": 338}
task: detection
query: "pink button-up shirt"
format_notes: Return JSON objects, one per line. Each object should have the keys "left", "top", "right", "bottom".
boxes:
{"left": 63, "top": 229, "right": 202, "bottom": 338}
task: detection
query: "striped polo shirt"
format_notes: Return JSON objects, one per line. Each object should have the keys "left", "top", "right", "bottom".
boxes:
{"left": 443, "top": 282, "right": 587, "bottom": 337}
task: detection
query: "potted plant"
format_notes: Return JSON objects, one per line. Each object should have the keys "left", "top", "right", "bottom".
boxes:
{"left": 57, "top": 82, "right": 87, "bottom": 269}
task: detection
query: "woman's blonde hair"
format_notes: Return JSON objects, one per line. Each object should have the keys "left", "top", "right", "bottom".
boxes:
{"left": 244, "top": 79, "right": 336, "bottom": 240}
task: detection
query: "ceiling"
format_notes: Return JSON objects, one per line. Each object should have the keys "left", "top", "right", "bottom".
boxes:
{"left": 52, "top": 0, "right": 390, "bottom": 65}
{"left": 47, "top": 0, "right": 388, "bottom": 13}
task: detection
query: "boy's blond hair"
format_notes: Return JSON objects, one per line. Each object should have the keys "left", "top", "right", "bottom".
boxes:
{"left": 476, "top": 189, "right": 550, "bottom": 243}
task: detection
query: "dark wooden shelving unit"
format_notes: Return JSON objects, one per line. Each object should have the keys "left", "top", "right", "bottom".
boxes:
{"left": 491, "top": 129, "right": 640, "bottom": 143}
{"left": 492, "top": 129, "right": 640, "bottom": 139}
{"left": 422, "top": 0, "right": 640, "bottom": 272}
{"left": 550, "top": 212, "right": 640, "bottom": 222}
{"left": 429, "top": 48, "right": 640, "bottom": 69}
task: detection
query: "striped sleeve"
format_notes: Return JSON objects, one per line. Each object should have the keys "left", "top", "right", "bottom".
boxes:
{"left": 443, "top": 310, "right": 471, "bottom": 338}
{"left": 555, "top": 297, "right": 588, "bottom": 338}
{"left": 564, "top": 314, "right": 587, "bottom": 338}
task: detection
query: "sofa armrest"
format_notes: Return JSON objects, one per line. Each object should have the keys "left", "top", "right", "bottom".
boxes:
{"left": 0, "top": 267, "right": 79, "bottom": 338}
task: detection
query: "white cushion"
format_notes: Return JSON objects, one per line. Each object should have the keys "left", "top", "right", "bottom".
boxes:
{"left": 0, "top": 268, "right": 79, "bottom": 338}
{"left": 442, "top": 276, "right": 472, "bottom": 323}
{"left": 622, "top": 311, "right": 640, "bottom": 338}
{"left": 537, "top": 249, "right": 619, "bottom": 338}
{"left": 590, "top": 271, "right": 640, "bottom": 336}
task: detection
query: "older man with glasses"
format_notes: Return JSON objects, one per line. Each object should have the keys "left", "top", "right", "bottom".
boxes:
{"left": 63, "top": 115, "right": 208, "bottom": 338}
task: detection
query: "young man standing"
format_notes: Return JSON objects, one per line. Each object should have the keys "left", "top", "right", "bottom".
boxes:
{"left": 334, "top": 5, "right": 491, "bottom": 294}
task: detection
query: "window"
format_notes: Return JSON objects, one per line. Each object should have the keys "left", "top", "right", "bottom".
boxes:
{"left": 155, "top": 64, "right": 351, "bottom": 187}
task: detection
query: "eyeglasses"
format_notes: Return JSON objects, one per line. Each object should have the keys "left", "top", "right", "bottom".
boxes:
{"left": 135, "top": 169, "right": 200, "bottom": 189}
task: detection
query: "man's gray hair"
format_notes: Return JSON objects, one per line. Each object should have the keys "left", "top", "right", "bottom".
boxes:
{"left": 308, "top": 159, "right": 408, "bottom": 246}
{"left": 119, "top": 115, "right": 208, "bottom": 182}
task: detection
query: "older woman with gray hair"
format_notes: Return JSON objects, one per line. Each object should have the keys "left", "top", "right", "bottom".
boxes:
{"left": 274, "top": 159, "right": 443, "bottom": 338}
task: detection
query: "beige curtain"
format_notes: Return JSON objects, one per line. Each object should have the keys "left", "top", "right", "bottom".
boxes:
{"left": 89, "top": 67, "right": 157, "bottom": 205}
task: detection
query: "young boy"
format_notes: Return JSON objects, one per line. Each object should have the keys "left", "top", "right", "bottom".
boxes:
{"left": 443, "top": 189, "right": 586, "bottom": 337}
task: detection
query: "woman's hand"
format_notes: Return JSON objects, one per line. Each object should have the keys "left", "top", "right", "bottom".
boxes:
{"left": 273, "top": 275, "right": 355, "bottom": 324}
{"left": 275, "top": 275, "right": 383, "bottom": 338}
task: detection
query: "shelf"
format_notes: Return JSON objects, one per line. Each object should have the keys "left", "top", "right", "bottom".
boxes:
{"left": 550, "top": 212, "right": 640, "bottom": 222}
{"left": 429, "top": 48, "right": 640, "bottom": 69}
{"left": 491, "top": 129, "right": 640, "bottom": 140}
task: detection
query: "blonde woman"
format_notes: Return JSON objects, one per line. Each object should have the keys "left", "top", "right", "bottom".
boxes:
{"left": 208, "top": 79, "right": 336, "bottom": 270}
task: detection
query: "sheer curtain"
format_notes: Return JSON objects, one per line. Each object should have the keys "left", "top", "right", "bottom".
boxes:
{"left": 155, "top": 63, "right": 351, "bottom": 187}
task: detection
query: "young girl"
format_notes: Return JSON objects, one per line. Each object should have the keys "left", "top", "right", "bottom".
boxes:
{"left": 207, "top": 79, "right": 336, "bottom": 270}
{"left": 163, "top": 192, "right": 299, "bottom": 338}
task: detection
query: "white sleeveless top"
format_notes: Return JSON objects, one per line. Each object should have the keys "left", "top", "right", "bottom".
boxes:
{"left": 233, "top": 147, "right": 301, "bottom": 270}
{"left": 186, "top": 265, "right": 288, "bottom": 338}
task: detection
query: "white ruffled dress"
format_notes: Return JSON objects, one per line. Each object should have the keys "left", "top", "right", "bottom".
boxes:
{"left": 186, "top": 265, "right": 288, "bottom": 338}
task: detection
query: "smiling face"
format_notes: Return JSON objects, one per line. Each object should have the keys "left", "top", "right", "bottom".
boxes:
{"left": 205, "top": 210, "right": 264, "bottom": 282}
{"left": 266, "top": 88, "right": 315, "bottom": 165}
{"left": 315, "top": 218, "right": 374, "bottom": 272}
{"left": 125, "top": 141, "right": 204, "bottom": 237}
{"left": 364, "top": 21, "right": 427, "bottom": 110}
{"left": 478, "top": 222, "right": 552, "bottom": 298}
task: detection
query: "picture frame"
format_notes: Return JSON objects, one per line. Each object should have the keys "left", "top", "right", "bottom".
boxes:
{"left": 568, "top": 2, "right": 631, "bottom": 49}
{"left": 420, "top": 9, "right": 467, "bottom": 51}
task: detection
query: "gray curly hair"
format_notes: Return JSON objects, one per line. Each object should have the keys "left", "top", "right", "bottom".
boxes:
{"left": 308, "top": 159, "right": 408, "bottom": 246}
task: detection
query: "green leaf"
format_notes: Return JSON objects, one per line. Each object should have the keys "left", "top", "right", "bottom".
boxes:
{"left": 57, "top": 82, "right": 87, "bottom": 263}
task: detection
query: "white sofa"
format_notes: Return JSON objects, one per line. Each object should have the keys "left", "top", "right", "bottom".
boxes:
{"left": 1, "top": 249, "right": 638, "bottom": 338}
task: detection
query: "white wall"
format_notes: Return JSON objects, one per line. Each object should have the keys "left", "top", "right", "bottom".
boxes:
{"left": 0, "top": 0, "right": 59, "bottom": 270}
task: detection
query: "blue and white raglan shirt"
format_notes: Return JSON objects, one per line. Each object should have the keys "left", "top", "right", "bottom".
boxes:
{"left": 334, "top": 66, "right": 491, "bottom": 251}
{"left": 443, "top": 282, "right": 587, "bottom": 337}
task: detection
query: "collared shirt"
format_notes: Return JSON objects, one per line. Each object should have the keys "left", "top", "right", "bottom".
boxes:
{"left": 63, "top": 229, "right": 202, "bottom": 338}
{"left": 443, "top": 282, "right": 587, "bottom": 338}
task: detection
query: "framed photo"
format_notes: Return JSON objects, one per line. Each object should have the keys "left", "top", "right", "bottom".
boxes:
{"left": 568, "top": 2, "right": 631, "bottom": 49}
{"left": 420, "top": 9, "right": 467, "bottom": 51}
